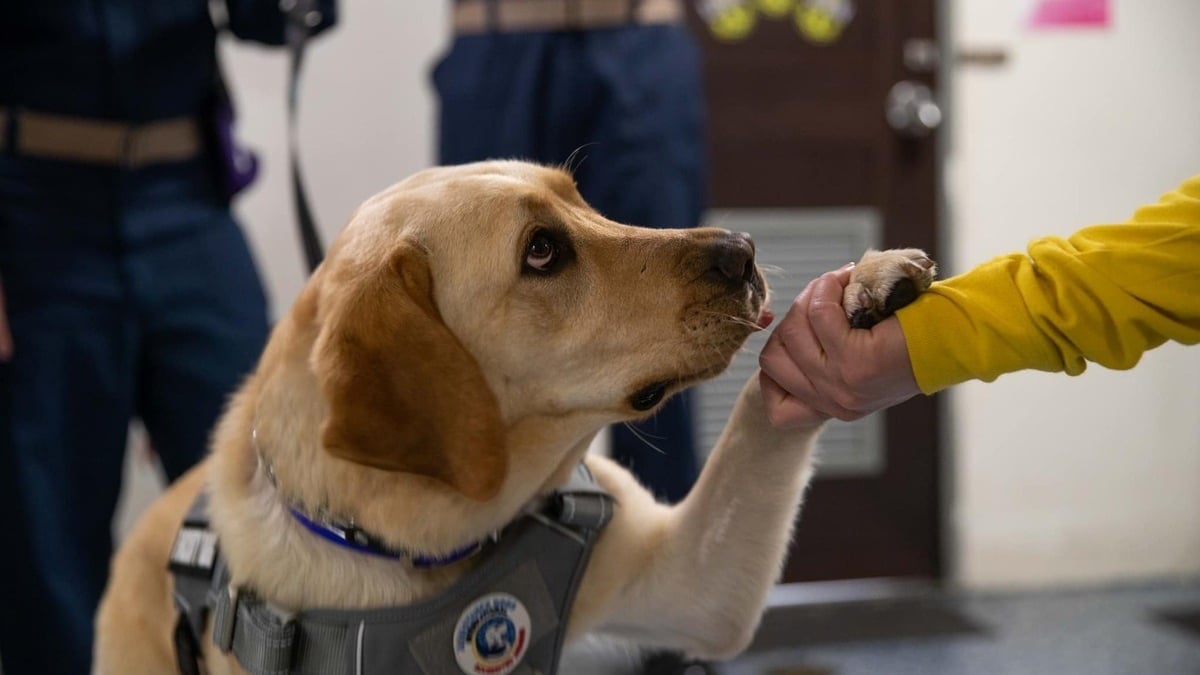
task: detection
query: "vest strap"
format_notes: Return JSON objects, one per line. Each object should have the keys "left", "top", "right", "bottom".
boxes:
{"left": 171, "top": 491, "right": 224, "bottom": 674}
{"left": 210, "top": 566, "right": 237, "bottom": 652}
{"left": 214, "top": 582, "right": 355, "bottom": 675}
{"left": 225, "top": 598, "right": 297, "bottom": 674}
{"left": 553, "top": 462, "right": 613, "bottom": 530}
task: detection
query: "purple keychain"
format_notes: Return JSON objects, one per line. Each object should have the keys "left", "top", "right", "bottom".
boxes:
{"left": 212, "top": 95, "right": 260, "bottom": 199}
{"left": 209, "top": 55, "right": 260, "bottom": 201}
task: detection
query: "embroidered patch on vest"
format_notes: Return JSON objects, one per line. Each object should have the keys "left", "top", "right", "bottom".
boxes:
{"left": 453, "top": 593, "right": 531, "bottom": 675}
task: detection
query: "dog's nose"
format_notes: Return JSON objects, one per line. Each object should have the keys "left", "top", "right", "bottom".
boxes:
{"left": 709, "top": 232, "right": 756, "bottom": 286}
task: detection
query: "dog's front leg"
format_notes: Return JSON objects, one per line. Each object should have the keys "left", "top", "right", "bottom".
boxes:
{"left": 572, "top": 372, "right": 819, "bottom": 660}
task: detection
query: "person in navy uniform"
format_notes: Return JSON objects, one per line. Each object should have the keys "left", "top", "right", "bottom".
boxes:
{"left": 434, "top": 0, "right": 707, "bottom": 508}
{"left": 0, "top": 2, "right": 335, "bottom": 672}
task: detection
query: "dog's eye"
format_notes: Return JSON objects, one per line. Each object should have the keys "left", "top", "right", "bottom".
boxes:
{"left": 525, "top": 231, "right": 559, "bottom": 273}
{"left": 630, "top": 382, "right": 669, "bottom": 411}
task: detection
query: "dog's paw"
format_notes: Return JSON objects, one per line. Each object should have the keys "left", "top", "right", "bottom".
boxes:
{"left": 844, "top": 248, "right": 937, "bottom": 329}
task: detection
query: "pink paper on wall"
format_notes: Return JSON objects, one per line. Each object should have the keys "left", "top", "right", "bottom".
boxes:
{"left": 1027, "top": 0, "right": 1110, "bottom": 29}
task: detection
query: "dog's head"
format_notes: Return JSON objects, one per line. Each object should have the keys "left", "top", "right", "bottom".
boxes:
{"left": 302, "top": 161, "right": 767, "bottom": 504}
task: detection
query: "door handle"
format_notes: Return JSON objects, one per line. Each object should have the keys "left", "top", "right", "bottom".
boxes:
{"left": 885, "top": 81, "right": 942, "bottom": 138}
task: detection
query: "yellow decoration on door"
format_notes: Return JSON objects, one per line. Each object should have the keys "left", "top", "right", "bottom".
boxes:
{"left": 794, "top": 0, "right": 855, "bottom": 45}
{"left": 756, "top": 0, "right": 795, "bottom": 19}
{"left": 708, "top": 3, "right": 758, "bottom": 42}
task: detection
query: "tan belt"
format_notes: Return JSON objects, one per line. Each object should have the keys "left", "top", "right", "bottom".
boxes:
{"left": 452, "top": 0, "right": 683, "bottom": 34}
{"left": 0, "top": 107, "right": 203, "bottom": 168}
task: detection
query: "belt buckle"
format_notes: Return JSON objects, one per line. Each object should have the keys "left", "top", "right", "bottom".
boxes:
{"left": 564, "top": 0, "right": 584, "bottom": 30}
{"left": 121, "top": 125, "right": 142, "bottom": 169}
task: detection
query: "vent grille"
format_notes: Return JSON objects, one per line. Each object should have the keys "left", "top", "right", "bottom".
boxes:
{"left": 697, "top": 209, "right": 885, "bottom": 478}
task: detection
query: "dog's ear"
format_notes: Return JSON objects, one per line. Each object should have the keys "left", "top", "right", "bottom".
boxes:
{"left": 312, "top": 241, "right": 507, "bottom": 501}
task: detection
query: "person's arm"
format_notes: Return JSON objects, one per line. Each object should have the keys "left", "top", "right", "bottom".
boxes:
{"left": 759, "top": 175, "right": 1200, "bottom": 428}
{"left": 900, "top": 175, "right": 1200, "bottom": 394}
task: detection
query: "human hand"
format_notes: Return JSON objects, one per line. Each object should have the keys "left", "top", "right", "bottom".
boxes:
{"left": 0, "top": 278, "right": 11, "bottom": 362}
{"left": 758, "top": 265, "right": 921, "bottom": 430}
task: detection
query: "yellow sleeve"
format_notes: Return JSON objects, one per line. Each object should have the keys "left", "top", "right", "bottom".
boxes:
{"left": 896, "top": 175, "right": 1200, "bottom": 394}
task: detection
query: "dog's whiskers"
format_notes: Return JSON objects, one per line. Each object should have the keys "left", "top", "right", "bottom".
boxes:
{"left": 561, "top": 143, "right": 599, "bottom": 176}
{"left": 622, "top": 421, "right": 668, "bottom": 456}
{"left": 696, "top": 310, "right": 761, "bottom": 331}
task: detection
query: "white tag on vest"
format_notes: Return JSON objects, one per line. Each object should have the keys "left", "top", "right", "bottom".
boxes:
{"left": 169, "top": 526, "right": 218, "bottom": 577}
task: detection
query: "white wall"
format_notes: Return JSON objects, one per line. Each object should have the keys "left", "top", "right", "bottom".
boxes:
{"left": 225, "top": 2, "right": 449, "bottom": 316}
{"left": 946, "top": 0, "right": 1200, "bottom": 588}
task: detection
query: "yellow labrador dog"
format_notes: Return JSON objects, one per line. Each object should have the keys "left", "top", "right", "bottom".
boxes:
{"left": 94, "top": 161, "right": 933, "bottom": 674}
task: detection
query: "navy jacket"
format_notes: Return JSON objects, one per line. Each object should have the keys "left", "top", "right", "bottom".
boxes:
{"left": 0, "top": 0, "right": 336, "bottom": 122}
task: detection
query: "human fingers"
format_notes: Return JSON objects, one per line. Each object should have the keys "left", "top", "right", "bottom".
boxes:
{"left": 759, "top": 370, "right": 829, "bottom": 431}
{"left": 760, "top": 331, "right": 861, "bottom": 422}
{"left": 807, "top": 267, "right": 854, "bottom": 359}
{"left": 764, "top": 267, "right": 832, "bottom": 371}
{"left": 758, "top": 331, "right": 816, "bottom": 410}
{"left": 759, "top": 288, "right": 828, "bottom": 409}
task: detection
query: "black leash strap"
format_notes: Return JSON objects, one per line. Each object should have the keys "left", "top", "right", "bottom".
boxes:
{"left": 173, "top": 612, "right": 203, "bottom": 675}
{"left": 282, "top": 0, "right": 325, "bottom": 273}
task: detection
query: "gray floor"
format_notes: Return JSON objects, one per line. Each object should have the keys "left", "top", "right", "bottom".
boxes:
{"left": 563, "top": 582, "right": 1200, "bottom": 675}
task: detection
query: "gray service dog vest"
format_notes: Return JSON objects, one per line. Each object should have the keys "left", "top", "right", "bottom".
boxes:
{"left": 170, "top": 463, "right": 612, "bottom": 675}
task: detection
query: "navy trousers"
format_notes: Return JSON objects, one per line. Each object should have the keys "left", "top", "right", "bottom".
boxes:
{"left": 434, "top": 23, "right": 707, "bottom": 502}
{"left": 0, "top": 155, "right": 269, "bottom": 673}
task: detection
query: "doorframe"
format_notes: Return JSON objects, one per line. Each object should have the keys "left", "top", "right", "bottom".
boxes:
{"left": 935, "top": 0, "right": 958, "bottom": 589}
{"left": 755, "top": 0, "right": 958, "bottom": 603}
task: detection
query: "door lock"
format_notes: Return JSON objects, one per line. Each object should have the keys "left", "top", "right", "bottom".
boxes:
{"left": 885, "top": 81, "right": 942, "bottom": 138}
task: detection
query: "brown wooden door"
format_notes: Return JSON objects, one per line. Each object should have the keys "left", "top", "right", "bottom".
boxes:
{"left": 690, "top": 0, "right": 942, "bottom": 581}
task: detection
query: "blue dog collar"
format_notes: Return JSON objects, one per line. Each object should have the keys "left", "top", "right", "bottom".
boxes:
{"left": 287, "top": 505, "right": 490, "bottom": 569}
{"left": 255, "top": 446, "right": 492, "bottom": 569}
